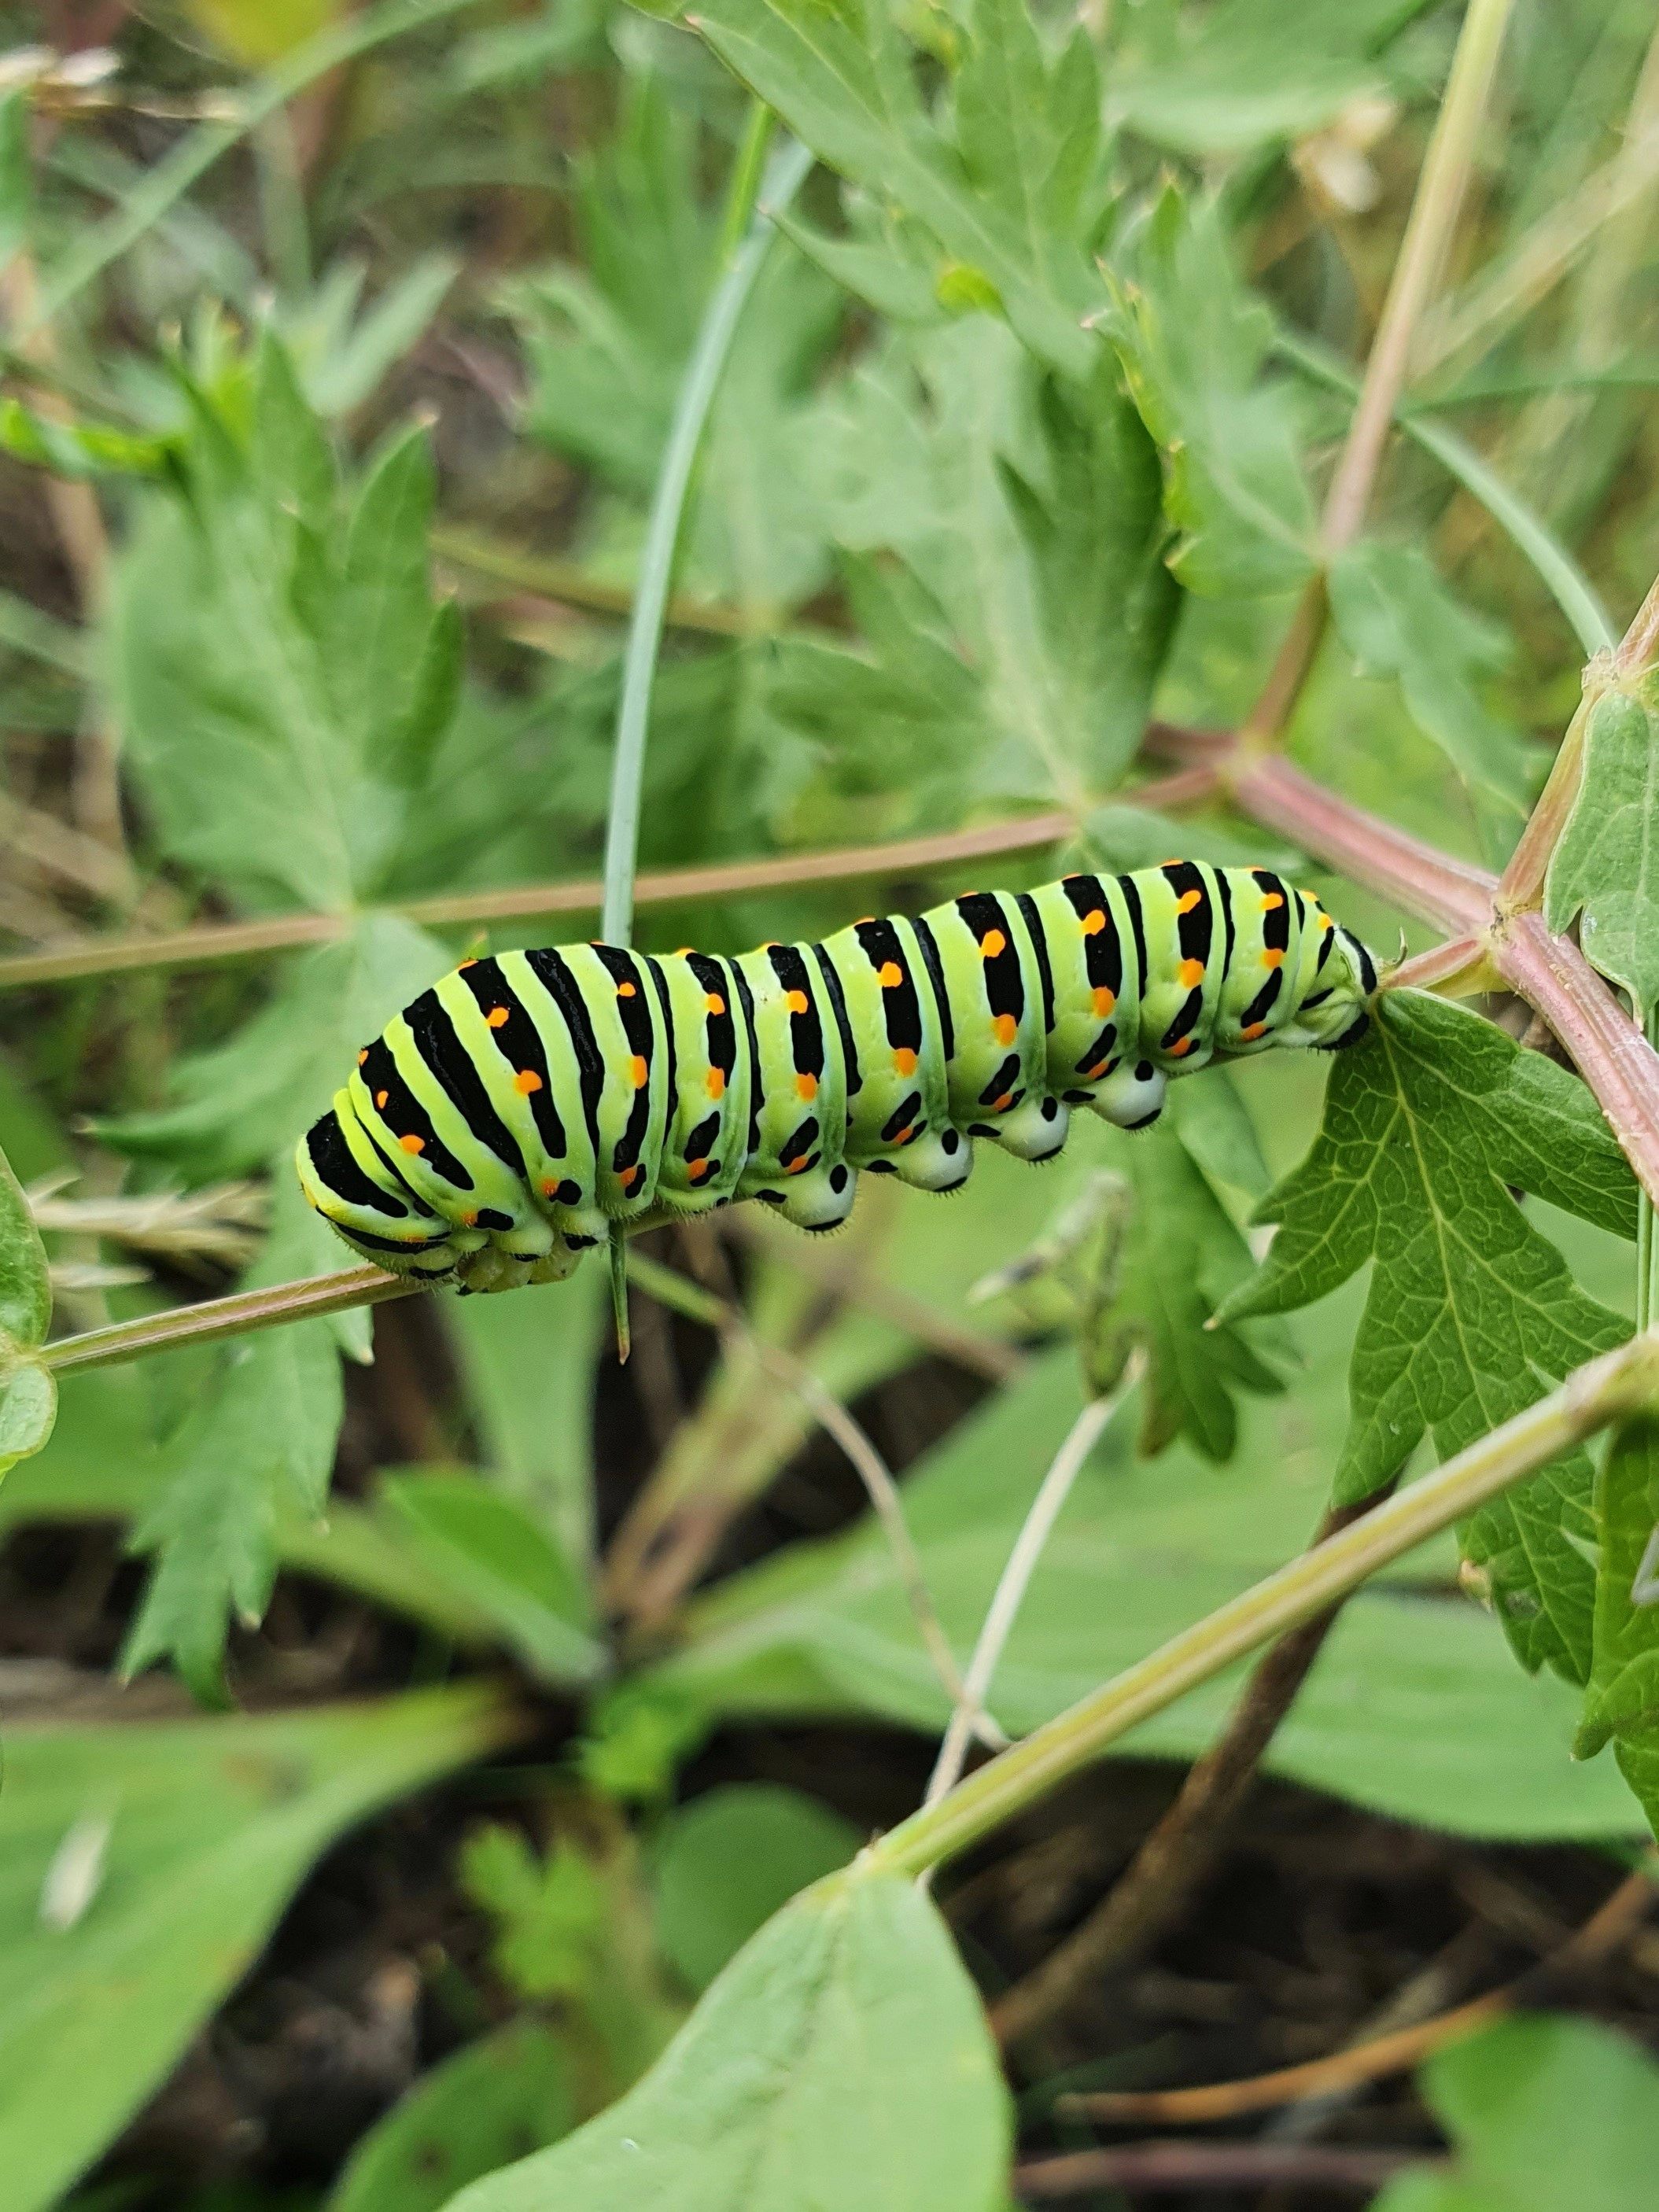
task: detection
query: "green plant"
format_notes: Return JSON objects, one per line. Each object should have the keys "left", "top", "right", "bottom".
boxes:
{"left": 4, "top": 0, "right": 1659, "bottom": 2205}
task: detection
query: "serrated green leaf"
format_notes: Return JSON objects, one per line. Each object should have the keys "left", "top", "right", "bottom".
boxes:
{"left": 1373, "top": 2014, "right": 1659, "bottom": 2212}
{"left": 1116, "top": 1119, "right": 1284, "bottom": 1461}
{"left": 1544, "top": 668, "right": 1659, "bottom": 1022}
{"left": 119, "top": 1181, "right": 354, "bottom": 1701}
{"left": 444, "top": 1871, "right": 1010, "bottom": 2212}
{"left": 1102, "top": 186, "right": 1315, "bottom": 599}
{"left": 0, "top": 1683, "right": 517, "bottom": 2212}
{"left": 0, "top": 1138, "right": 50, "bottom": 1351}
{"left": 787, "top": 316, "right": 1174, "bottom": 812}
{"left": 1576, "top": 1419, "right": 1659, "bottom": 1836}
{"left": 675, "top": 0, "right": 1104, "bottom": 376}
{"left": 112, "top": 338, "right": 460, "bottom": 913}
{"left": 329, "top": 2022, "right": 573, "bottom": 2212}
{"left": 1330, "top": 540, "right": 1529, "bottom": 811}
{"left": 1219, "top": 992, "right": 1633, "bottom": 1680}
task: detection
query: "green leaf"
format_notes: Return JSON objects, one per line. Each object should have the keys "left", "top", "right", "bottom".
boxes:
{"left": 1374, "top": 2013, "right": 1659, "bottom": 2212}
{"left": 1115, "top": 1119, "right": 1284, "bottom": 1462}
{"left": 101, "top": 914, "right": 450, "bottom": 1180}
{"left": 1330, "top": 540, "right": 1529, "bottom": 812}
{"left": 462, "top": 1827, "right": 612, "bottom": 2001}
{"left": 1544, "top": 667, "right": 1659, "bottom": 1022}
{"left": 1218, "top": 993, "right": 1634, "bottom": 1680}
{"left": 0, "top": 396, "right": 172, "bottom": 481}
{"left": 674, "top": 0, "right": 1104, "bottom": 377}
{"left": 444, "top": 1871, "right": 1010, "bottom": 2212}
{"left": 378, "top": 1470, "right": 603, "bottom": 1684}
{"left": 1103, "top": 188, "right": 1317, "bottom": 598}
{"left": 785, "top": 315, "right": 1174, "bottom": 811}
{"left": 644, "top": 1301, "right": 1643, "bottom": 1842}
{"left": 1111, "top": 0, "right": 1425, "bottom": 157}
{"left": 0, "top": 1137, "right": 55, "bottom": 1478}
{"left": 448, "top": 1264, "right": 608, "bottom": 1573}
{"left": 1576, "top": 1420, "right": 1659, "bottom": 1835}
{"left": 0, "top": 1683, "right": 518, "bottom": 2212}
{"left": 112, "top": 337, "right": 459, "bottom": 914}
{"left": 119, "top": 1180, "right": 352, "bottom": 1701}
{"left": 329, "top": 2022, "right": 573, "bottom": 2212}
{"left": 0, "top": 1138, "right": 51, "bottom": 1351}
{"left": 651, "top": 1784, "right": 861, "bottom": 1993}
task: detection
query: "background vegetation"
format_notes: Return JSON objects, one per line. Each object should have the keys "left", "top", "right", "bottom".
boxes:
{"left": 2, "top": 0, "right": 1659, "bottom": 2206}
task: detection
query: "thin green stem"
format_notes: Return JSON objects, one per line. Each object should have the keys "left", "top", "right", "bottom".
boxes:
{"left": 19, "top": 0, "right": 485, "bottom": 339}
{"left": 1276, "top": 328, "right": 1617, "bottom": 658}
{"left": 599, "top": 124, "right": 813, "bottom": 946}
{"left": 1320, "top": 0, "right": 1517, "bottom": 555}
{"left": 42, "top": 1264, "right": 419, "bottom": 1374}
{"left": 865, "top": 1329, "right": 1659, "bottom": 1878}
{"left": 1641, "top": 1011, "right": 1659, "bottom": 1336}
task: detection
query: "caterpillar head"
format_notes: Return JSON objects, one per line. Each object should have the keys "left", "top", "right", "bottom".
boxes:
{"left": 1301, "top": 927, "right": 1378, "bottom": 1053}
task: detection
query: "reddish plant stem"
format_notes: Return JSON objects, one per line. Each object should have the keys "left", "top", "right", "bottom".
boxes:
{"left": 1492, "top": 912, "right": 1659, "bottom": 1210}
{"left": 1013, "top": 2142, "right": 1429, "bottom": 2200}
{"left": 1227, "top": 754, "right": 1496, "bottom": 934}
{"left": 1384, "top": 935, "right": 1488, "bottom": 994}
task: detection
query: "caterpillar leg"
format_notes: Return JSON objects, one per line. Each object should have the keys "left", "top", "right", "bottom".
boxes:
{"left": 888, "top": 1126, "right": 972, "bottom": 1193}
{"left": 1090, "top": 1060, "right": 1167, "bottom": 1130}
{"left": 982, "top": 1095, "right": 1069, "bottom": 1162}
{"left": 761, "top": 1159, "right": 860, "bottom": 1232}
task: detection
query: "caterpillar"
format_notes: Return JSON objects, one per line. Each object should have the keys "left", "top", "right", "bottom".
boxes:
{"left": 297, "top": 862, "right": 1377, "bottom": 1296}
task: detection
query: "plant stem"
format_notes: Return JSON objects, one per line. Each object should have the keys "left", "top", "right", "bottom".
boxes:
{"left": 0, "top": 767, "right": 1218, "bottom": 992}
{"left": 1226, "top": 754, "right": 1496, "bottom": 934}
{"left": 1320, "top": 0, "right": 1518, "bottom": 555}
{"left": 922, "top": 1358, "right": 1145, "bottom": 1810}
{"left": 863, "top": 1329, "right": 1659, "bottom": 1878}
{"left": 1274, "top": 328, "right": 1617, "bottom": 658}
{"left": 433, "top": 526, "right": 758, "bottom": 636}
{"left": 42, "top": 1264, "right": 419, "bottom": 1373}
{"left": 19, "top": 0, "right": 487, "bottom": 338}
{"left": 599, "top": 125, "right": 812, "bottom": 946}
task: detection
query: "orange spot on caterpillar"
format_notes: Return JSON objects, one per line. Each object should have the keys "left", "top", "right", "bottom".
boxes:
{"left": 1168, "top": 1037, "right": 1193, "bottom": 1058}
{"left": 357, "top": 1049, "right": 368, "bottom": 1066}
{"left": 796, "top": 1071, "right": 818, "bottom": 1101}
{"left": 705, "top": 993, "right": 725, "bottom": 1016}
{"left": 629, "top": 1055, "right": 648, "bottom": 1089}
{"left": 893, "top": 1047, "right": 917, "bottom": 1077}
{"left": 515, "top": 1069, "right": 543, "bottom": 1095}
{"left": 618, "top": 1164, "right": 639, "bottom": 1189}
{"left": 1160, "top": 857, "right": 1185, "bottom": 868}
{"left": 979, "top": 928, "right": 1006, "bottom": 958}
{"left": 486, "top": 1007, "right": 509, "bottom": 1028}
{"left": 541, "top": 1180, "right": 558, "bottom": 1198}
{"left": 892, "top": 1125, "right": 916, "bottom": 1146}
{"left": 992, "top": 1013, "right": 1017, "bottom": 1046}
{"left": 458, "top": 958, "right": 477, "bottom": 970}
{"left": 1092, "top": 986, "right": 1116, "bottom": 1017}
{"left": 1178, "top": 958, "right": 1205, "bottom": 988}
{"left": 1259, "top": 893, "right": 1284, "bottom": 912}
{"left": 375, "top": 1089, "right": 389, "bottom": 1108}
{"left": 786, "top": 1156, "right": 809, "bottom": 1174}
{"left": 1263, "top": 948, "right": 1284, "bottom": 968}
{"left": 399, "top": 1134, "right": 424, "bottom": 1155}
{"left": 686, "top": 1157, "right": 710, "bottom": 1182}
{"left": 878, "top": 960, "right": 902, "bottom": 988}
{"left": 1081, "top": 909, "right": 1106, "bottom": 936}
{"left": 1082, "top": 1061, "right": 1107, "bottom": 1080}
{"left": 990, "top": 1093, "right": 1013, "bottom": 1112}
{"left": 673, "top": 946, "right": 695, "bottom": 955}
{"left": 785, "top": 989, "right": 809, "bottom": 1015}
{"left": 1241, "top": 1022, "right": 1267, "bottom": 1041}
{"left": 461, "top": 1211, "right": 478, "bottom": 1227}
{"left": 1175, "top": 889, "right": 1203, "bottom": 915}
{"left": 706, "top": 1067, "right": 725, "bottom": 1099}
{"left": 1320, "top": 912, "right": 1334, "bottom": 931}
{"left": 617, "top": 979, "right": 636, "bottom": 997}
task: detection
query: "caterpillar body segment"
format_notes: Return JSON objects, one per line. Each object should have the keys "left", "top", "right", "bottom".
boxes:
{"left": 297, "top": 863, "right": 1377, "bottom": 1293}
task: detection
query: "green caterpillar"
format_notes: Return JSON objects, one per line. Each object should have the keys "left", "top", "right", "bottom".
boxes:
{"left": 297, "top": 861, "right": 1377, "bottom": 1294}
